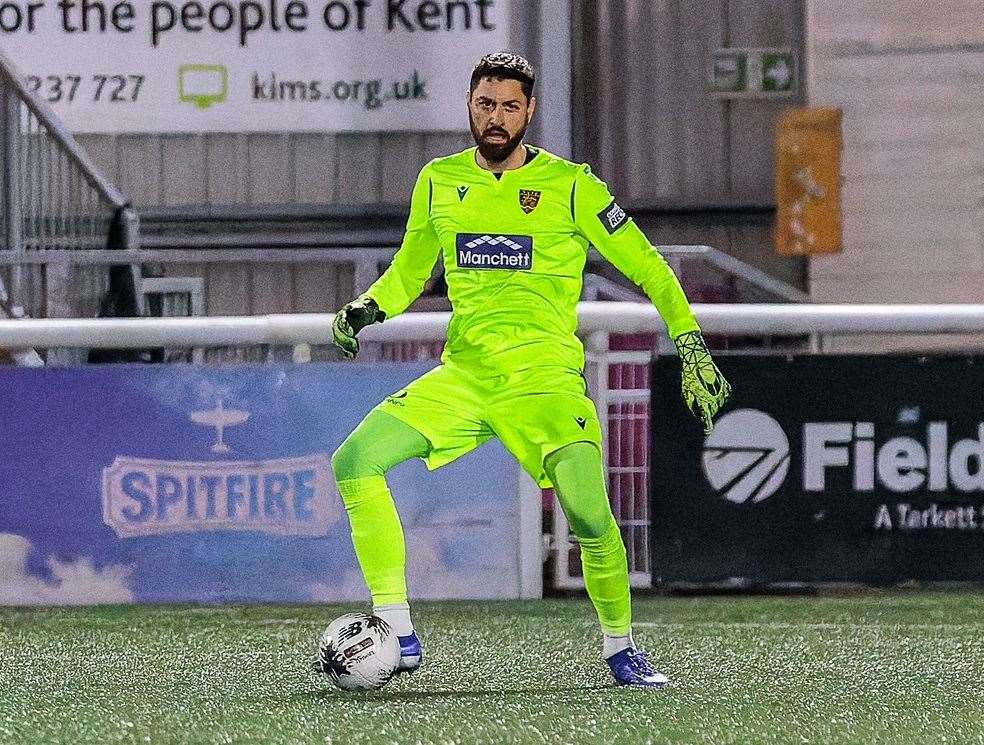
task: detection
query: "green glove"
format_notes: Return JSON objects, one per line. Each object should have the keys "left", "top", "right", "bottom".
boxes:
{"left": 332, "top": 298, "right": 385, "bottom": 359}
{"left": 673, "top": 330, "right": 732, "bottom": 434}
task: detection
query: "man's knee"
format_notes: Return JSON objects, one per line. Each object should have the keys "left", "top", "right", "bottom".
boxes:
{"left": 545, "top": 441, "right": 614, "bottom": 540}
{"left": 331, "top": 433, "right": 385, "bottom": 480}
{"left": 544, "top": 440, "right": 598, "bottom": 472}
{"left": 573, "top": 510, "right": 619, "bottom": 542}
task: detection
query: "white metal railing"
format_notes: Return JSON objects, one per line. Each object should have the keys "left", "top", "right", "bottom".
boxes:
{"left": 0, "top": 49, "right": 136, "bottom": 255}
{"left": 2, "top": 303, "right": 984, "bottom": 348}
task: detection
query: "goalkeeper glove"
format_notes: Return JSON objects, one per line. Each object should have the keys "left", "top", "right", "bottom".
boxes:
{"left": 332, "top": 298, "right": 385, "bottom": 359}
{"left": 673, "top": 330, "right": 732, "bottom": 434}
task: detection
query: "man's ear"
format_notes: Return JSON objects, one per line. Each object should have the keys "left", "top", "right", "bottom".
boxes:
{"left": 527, "top": 95, "right": 537, "bottom": 123}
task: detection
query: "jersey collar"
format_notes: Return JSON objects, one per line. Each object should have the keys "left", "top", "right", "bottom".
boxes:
{"left": 469, "top": 145, "right": 541, "bottom": 180}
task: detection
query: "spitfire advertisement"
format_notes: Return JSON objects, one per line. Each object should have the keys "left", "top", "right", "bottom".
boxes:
{"left": 650, "top": 355, "right": 984, "bottom": 586}
{"left": 0, "top": 363, "right": 522, "bottom": 604}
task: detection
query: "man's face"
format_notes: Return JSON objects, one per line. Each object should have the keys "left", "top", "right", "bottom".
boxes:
{"left": 468, "top": 77, "right": 536, "bottom": 164}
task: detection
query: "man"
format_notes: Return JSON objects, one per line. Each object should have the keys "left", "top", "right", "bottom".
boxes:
{"left": 330, "top": 52, "right": 731, "bottom": 688}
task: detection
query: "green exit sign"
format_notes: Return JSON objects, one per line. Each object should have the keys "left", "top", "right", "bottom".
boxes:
{"left": 708, "top": 48, "right": 797, "bottom": 97}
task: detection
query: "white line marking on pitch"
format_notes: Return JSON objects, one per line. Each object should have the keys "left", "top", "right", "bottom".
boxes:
{"left": 633, "top": 621, "right": 982, "bottom": 631}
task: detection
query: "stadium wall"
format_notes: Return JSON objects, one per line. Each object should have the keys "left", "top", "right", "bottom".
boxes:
{"left": 69, "top": 2, "right": 812, "bottom": 320}
{"left": 76, "top": 132, "right": 475, "bottom": 321}
{"left": 71, "top": 2, "right": 536, "bottom": 319}
{"left": 572, "top": 0, "right": 808, "bottom": 290}
{"left": 807, "top": 0, "right": 984, "bottom": 351}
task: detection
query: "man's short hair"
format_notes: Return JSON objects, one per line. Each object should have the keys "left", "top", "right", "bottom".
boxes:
{"left": 470, "top": 52, "right": 535, "bottom": 101}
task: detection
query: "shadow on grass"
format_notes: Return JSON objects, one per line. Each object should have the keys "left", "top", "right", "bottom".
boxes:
{"left": 296, "top": 683, "right": 613, "bottom": 703}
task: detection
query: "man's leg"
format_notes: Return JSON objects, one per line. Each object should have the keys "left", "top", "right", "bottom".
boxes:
{"left": 331, "top": 408, "right": 430, "bottom": 649}
{"left": 543, "top": 440, "right": 668, "bottom": 687}
{"left": 543, "top": 441, "right": 631, "bottom": 647}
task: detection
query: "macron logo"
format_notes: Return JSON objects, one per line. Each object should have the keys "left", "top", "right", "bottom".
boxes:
{"left": 455, "top": 233, "right": 533, "bottom": 271}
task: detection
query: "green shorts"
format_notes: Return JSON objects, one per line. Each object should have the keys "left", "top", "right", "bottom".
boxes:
{"left": 375, "top": 363, "right": 603, "bottom": 488}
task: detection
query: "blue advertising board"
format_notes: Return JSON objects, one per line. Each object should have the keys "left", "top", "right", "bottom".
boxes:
{"left": 0, "top": 363, "right": 522, "bottom": 605}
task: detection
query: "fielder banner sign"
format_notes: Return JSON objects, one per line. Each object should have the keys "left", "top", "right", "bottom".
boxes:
{"left": 0, "top": 1, "right": 509, "bottom": 132}
{"left": 651, "top": 355, "right": 984, "bottom": 586}
{"left": 0, "top": 362, "right": 522, "bottom": 605}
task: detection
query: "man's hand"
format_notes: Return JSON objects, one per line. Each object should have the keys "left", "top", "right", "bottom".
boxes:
{"left": 332, "top": 298, "right": 385, "bottom": 359}
{"left": 673, "top": 330, "right": 732, "bottom": 434}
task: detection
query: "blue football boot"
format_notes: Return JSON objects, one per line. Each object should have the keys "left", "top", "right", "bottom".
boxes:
{"left": 395, "top": 631, "right": 423, "bottom": 674}
{"left": 606, "top": 648, "right": 670, "bottom": 688}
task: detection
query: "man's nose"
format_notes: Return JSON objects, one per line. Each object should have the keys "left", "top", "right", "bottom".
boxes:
{"left": 489, "top": 106, "right": 505, "bottom": 125}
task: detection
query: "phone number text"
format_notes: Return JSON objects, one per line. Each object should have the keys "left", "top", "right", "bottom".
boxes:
{"left": 24, "top": 75, "right": 145, "bottom": 104}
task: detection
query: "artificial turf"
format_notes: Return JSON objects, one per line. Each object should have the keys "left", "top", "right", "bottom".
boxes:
{"left": 1, "top": 592, "right": 983, "bottom": 744}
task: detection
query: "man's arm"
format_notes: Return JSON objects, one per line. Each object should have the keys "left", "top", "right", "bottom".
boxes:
{"left": 361, "top": 166, "right": 441, "bottom": 318}
{"left": 332, "top": 166, "right": 441, "bottom": 358}
{"left": 572, "top": 164, "right": 731, "bottom": 432}
{"left": 572, "top": 163, "right": 698, "bottom": 338}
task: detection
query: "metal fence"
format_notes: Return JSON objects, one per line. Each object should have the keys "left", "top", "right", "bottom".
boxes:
{"left": 0, "top": 50, "right": 138, "bottom": 334}
{"left": 32, "top": 242, "right": 802, "bottom": 365}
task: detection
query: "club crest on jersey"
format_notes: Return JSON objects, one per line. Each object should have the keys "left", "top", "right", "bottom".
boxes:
{"left": 518, "top": 189, "right": 541, "bottom": 214}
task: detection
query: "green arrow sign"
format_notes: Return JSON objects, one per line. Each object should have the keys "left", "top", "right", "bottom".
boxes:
{"left": 762, "top": 51, "right": 795, "bottom": 92}
{"left": 707, "top": 48, "right": 797, "bottom": 97}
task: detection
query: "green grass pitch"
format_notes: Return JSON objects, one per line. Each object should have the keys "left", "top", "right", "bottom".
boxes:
{"left": 2, "top": 592, "right": 983, "bottom": 744}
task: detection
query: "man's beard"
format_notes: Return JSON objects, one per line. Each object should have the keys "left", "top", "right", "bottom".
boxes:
{"left": 470, "top": 114, "right": 529, "bottom": 164}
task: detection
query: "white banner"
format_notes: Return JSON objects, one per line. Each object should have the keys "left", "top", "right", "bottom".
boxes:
{"left": 0, "top": 0, "right": 510, "bottom": 132}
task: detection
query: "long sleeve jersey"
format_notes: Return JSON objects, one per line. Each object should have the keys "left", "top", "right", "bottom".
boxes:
{"left": 360, "top": 146, "right": 700, "bottom": 378}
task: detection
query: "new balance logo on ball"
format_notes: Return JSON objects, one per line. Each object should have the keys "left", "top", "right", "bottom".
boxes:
{"left": 455, "top": 233, "right": 533, "bottom": 271}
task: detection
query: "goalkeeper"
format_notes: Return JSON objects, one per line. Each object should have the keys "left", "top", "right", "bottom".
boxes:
{"left": 330, "top": 52, "right": 731, "bottom": 688}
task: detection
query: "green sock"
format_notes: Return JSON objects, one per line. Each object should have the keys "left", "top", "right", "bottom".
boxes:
{"left": 545, "top": 441, "right": 632, "bottom": 637}
{"left": 336, "top": 475, "right": 408, "bottom": 606}
{"left": 332, "top": 409, "right": 430, "bottom": 606}
{"left": 578, "top": 517, "right": 632, "bottom": 636}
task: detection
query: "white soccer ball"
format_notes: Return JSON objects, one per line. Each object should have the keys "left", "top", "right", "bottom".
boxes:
{"left": 317, "top": 612, "right": 401, "bottom": 691}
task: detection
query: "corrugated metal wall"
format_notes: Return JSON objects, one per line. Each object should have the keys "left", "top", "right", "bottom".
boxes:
{"left": 572, "top": 0, "right": 806, "bottom": 287}
{"left": 72, "top": 1, "right": 537, "bottom": 318}
{"left": 69, "top": 1, "right": 809, "bottom": 319}
{"left": 74, "top": 132, "right": 477, "bottom": 317}
{"left": 574, "top": 0, "right": 805, "bottom": 202}
{"left": 74, "top": 132, "right": 473, "bottom": 318}
{"left": 77, "top": 132, "right": 473, "bottom": 208}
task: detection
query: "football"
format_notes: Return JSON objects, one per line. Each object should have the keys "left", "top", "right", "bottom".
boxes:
{"left": 316, "top": 612, "right": 401, "bottom": 691}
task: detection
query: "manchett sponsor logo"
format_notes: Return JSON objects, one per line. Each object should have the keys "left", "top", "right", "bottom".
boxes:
{"left": 702, "top": 409, "right": 790, "bottom": 504}
{"left": 455, "top": 233, "right": 533, "bottom": 271}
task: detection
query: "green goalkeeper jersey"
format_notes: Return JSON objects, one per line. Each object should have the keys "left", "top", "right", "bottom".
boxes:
{"left": 361, "top": 146, "right": 700, "bottom": 377}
